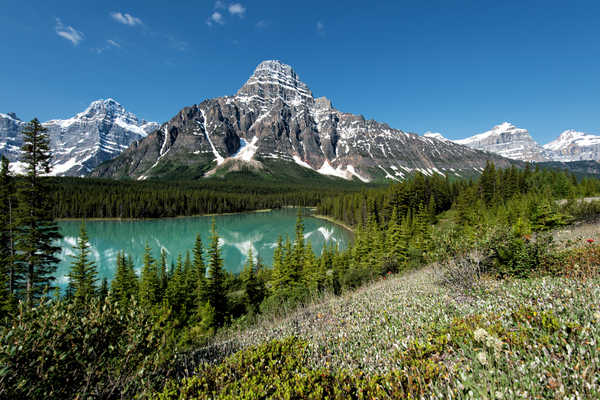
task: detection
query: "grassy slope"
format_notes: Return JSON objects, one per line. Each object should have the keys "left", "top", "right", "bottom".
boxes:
{"left": 198, "top": 244, "right": 600, "bottom": 398}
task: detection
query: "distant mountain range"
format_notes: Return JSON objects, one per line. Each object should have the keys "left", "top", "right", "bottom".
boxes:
{"left": 0, "top": 99, "right": 158, "bottom": 176}
{"left": 91, "top": 60, "right": 514, "bottom": 182}
{"left": 2, "top": 61, "right": 598, "bottom": 180}
{"left": 432, "top": 123, "right": 600, "bottom": 163}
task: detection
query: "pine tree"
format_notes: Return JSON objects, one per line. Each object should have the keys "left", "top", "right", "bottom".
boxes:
{"left": 67, "top": 223, "right": 98, "bottom": 305}
{"left": 159, "top": 248, "right": 168, "bottom": 299}
{"left": 0, "top": 157, "right": 16, "bottom": 314}
{"left": 111, "top": 251, "right": 137, "bottom": 307}
{"left": 242, "top": 249, "right": 263, "bottom": 314}
{"left": 14, "top": 118, "right": 62, "bottom": 305}
{"left": 138, "top": 242, "right": 160, "bottom": 308}
{"left": 192, "top": 234, "right": 206, "bottom": 306}
{"left": 270, "top": 235, "right": 285, "bottom": 293}
{"left": 206, "top": 219, "right": 227, "bottom": 327}
{"left": 99, "top": 278, "right": 109, "bottom": 302}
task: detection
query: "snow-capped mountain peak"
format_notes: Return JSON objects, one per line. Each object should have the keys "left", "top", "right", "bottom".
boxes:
{"left": 542, "top": 129, "right": 600, "bottom": 161}
{"left": 423, "top": 132, "right": 448, "bottom": 142}
{"left": 236, "top": 60, "right": 314, "bottom": 108}
{"left": 0, "top": 99, "right": 159, "bottom": 176}
{"left": 543, "top": 130, "right": 599, "bottom": 151}
{"left": 454, "top": 122, "right": 550, "bottom": 162}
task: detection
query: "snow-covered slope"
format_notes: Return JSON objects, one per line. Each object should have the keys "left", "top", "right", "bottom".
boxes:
{"left": 543, "top": 130, "right": 600, "bottom": 162}
{"left": 92, "top": 60, "right": 516, "bottom": 181}
{"left": 0, "top": 99, "right": 158, "bottom": 176}
{"left": 423, "top": 132, "right": 449, "bottom": 142}
{"left": 455, "top": 122, "right": 551, "bottom": 162}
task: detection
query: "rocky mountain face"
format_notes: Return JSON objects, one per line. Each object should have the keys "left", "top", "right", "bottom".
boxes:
{"left": 0, "top": 99, "right": 158, "bottom": 176}
{"left": 92, "top": 60, "right": 516, "bottom": 182}
{"left": 454, "top": 122, "right": 551, "bottom": 162}
{"left": 453, "top": 123, "right": 600, "bottom": 164}
{"left": 543, "top": 130, "right": 600, "bottom": 162}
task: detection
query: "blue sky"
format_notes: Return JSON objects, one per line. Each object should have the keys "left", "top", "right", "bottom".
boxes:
{"left": 1, "top": 0, "right": 598, "bottom": 143}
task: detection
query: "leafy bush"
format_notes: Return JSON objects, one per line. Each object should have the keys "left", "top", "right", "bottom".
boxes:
{"left": 154, "top": 337, "right": 442, "bottom": 400}
{"left": 0, "top": 298, "right": 178, "bottom": 399}
{"left": 488, "top": 228, "right": 555, "bottom": 278}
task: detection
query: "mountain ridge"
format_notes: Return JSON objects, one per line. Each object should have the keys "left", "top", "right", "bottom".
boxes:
{"left": 92, "top": 60, "right": 516, "bottom": 182}
{"left": 0, "top": 99, "right": 158, "bottom": 176}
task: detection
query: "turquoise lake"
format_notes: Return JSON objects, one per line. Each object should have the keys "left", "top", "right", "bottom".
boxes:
{"left": 54, "top": 208, "right": 352, "bottom": 288}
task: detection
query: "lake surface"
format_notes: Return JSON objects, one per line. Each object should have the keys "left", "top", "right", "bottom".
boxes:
{"left": 55, "top": 208, "right": 352, "bottom": 289}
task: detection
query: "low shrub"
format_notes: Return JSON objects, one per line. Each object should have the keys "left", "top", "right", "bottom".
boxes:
{"left": 0, "top": 298, "right": 178, "bottom": 399}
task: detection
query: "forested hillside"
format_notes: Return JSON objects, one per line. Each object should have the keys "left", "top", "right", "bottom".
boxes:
{"left": 3, "top": 154, "right": 600, "bottom": 398}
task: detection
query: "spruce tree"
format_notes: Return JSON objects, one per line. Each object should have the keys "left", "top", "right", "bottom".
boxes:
{"left": 111, "top": 251, "right": 137, "bottom": 307}
{"left": 67, "top": 223, "right": 98, "bottom": 305}
{"left": 14, "top": 118, "right": 62, "bottom": 305}
{"left": 206, "top": 219, "right": 226, "bottom": 327}
{"left": 192, "top": 234, "right": 207, "bottom": 306}
{"left": 242, "top": 249, "right": 263, "bottom": 314}
{"left": 0, "top": 157, "right": 16, "bottom": 312}
{"left": 139, "top": 242, "right": 160, "bottom": 308}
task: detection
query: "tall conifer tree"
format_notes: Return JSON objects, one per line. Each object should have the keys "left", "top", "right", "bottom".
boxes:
{"left": 0, "top": 157, "right": 17, "bottom": 310}
{"left": 67, "top": 223, "right": 98, "bottom": 305}
{"left": 206, "top": 219, "right": 226, "bottom": 327}
{"left": 14, "top": 118, "right": 62, "bottom": 305}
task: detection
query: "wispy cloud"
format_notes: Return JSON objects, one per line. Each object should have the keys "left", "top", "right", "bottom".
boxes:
{"left": 55, "top": 18, "right": 84, "bottom": 46}
{"left": 316, "top": 21, "right": 325, "bottom": 34}
{"left": 166, "top": 35, "right": 188, "bottom": 52}
{"left": 207, "top": 11, "right": 225, "bottom": 26}
{"left": 94, "top": 39, "right": 122, "bottom": 54}
{"left": 214, "top": 1, "right": 226, "bottom": 9}
{"left": 256, "top": 20, "right": 268, "bottom": 29}
{"left": 228, "top": 3, "right": 246, "bottom": 17}
{"left": 110, "top": 12, "right": 143, "bottom": 26}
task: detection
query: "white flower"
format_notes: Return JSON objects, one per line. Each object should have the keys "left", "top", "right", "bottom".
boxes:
{"left": 474, "top": 328, "right": 488, "bottom": 342}
{"left": 477, "top": 351, "right": 488, "bottom": 366}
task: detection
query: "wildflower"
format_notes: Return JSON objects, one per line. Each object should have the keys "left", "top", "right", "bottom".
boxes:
{"left": 474, "top": 328, "right": 488, "bottom": 342}
{"left": 477, "top": 351, "right": 488, "bottom": 366}
{"left": 563, "top": 288, "right": 572, "bottom": 297}
{"left": 495, "top": 391, "right": 504, "bottom": 399}
{"left": 486, "top": 336, "right": 504, "bottom": 352}
{"left": 594, "top": 311, "right": 600, "bottom": 321}
{"left": 587, "top": 238, "right": 595, "bottom": 244}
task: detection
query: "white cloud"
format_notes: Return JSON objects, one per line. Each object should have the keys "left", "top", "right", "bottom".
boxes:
{"left": 228, "top": 3, "right": 246, "bottom": 17}
{"left": 107, "top": 39, "right": 121, "bottom": 48}
{"left": 207, "top": 11, "right": 225, "bottom": 26}
{"left": 256, "top": 19, "right": 268, "bottom": 29}
{"left": 55, "top": 18, "right": 84, "bottom": 46}
{"left": 166, "top": 35, "right": 188, "bottom": 51}
{"left": 214, "top": 1, "right": 226, "bottom": 9}
{"left": 110, "top": 12, "right": 143, "bottom": 26}
{"left": 316, "top": 21, "right": 325, "bottom": 33}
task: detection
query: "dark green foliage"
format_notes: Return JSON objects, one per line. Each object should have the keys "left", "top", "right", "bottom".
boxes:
{"left": 0, "top": 298, "right": 177, "bottom": 399}
{"left": 110, "top": 251, "right": 138, "bottom": 307}
{"left": 206, "top": 219, "right": 227, "bottom": 328}
{"left": 14, "top": 119, "right": 62, "bottom": 305}
{"left": 0, "top": 157, "right": 16, "bottom": 316}
{"left": 155, "top": 337, "right": 439, "bottom": 400}
{"left": 241, "top": 249, "right": 265, "bottom": 314}
{"left": 66, "top": 223, "right": 98, "bottom": 305}
{"left": 139, "top": 242, "right": 161, "bottom": 309}
{"left": 47, "top": 174, "right": 372, "bottom": 219}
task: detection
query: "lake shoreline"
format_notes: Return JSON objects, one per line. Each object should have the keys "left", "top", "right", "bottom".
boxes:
{"left": 56, "top": 208, "right": 274, "bottom": 222}
{"left": 311, "top": 214, "right": 355, "bottom": 233}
